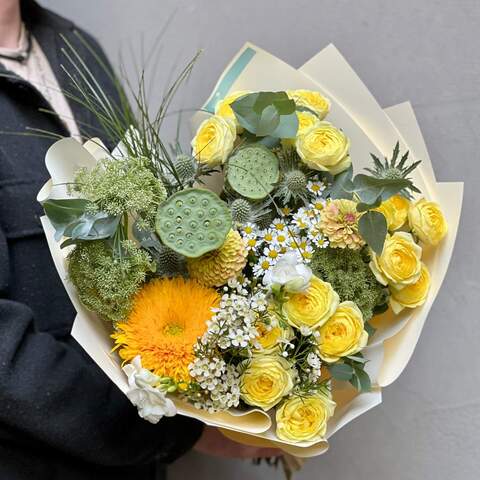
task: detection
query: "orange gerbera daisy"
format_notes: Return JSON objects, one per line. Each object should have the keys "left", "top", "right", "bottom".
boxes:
{"left": 112, "top": 277, "right": 219, "bottom": 383}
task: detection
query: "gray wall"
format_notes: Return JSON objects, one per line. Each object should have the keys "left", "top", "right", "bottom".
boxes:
{"left": 39, "top": 1, "right": 480, "bottom": 479}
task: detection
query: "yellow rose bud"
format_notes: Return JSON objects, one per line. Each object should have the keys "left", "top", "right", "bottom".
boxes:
{"left": 283, "top": 275, "right": 339, "bottom": 330}
{"left": 240, "top": 355, "right": 295, "bottom": 410}
{"left": 318, "top": 301, "right": 368, "bottom": 363}
{"left": 375, "top": 194, "right": 410, "bottom": 231}
{"left": 276, "top": 392, "right": 336, "bottom": 442}
{"left": 287, "top": 89, "right": 330, "bottom": 120}
{"left": 369, "top": 232, "right": 422, "bottom": 288}
{"left": 281, "top": 111, "right": 321, "bottom": 148}
{"left": 295, "top": 122, "right": 351, "bottom": 175}
{"left": 390, "top": 263, "right": 431, "bottom": 314}
{"left": 191, "top": 115, "right": 236, "bottom": 166}
{"left": 254, "top": 313, "right": 294, "bottom": 354}
{"left": 214, "top": 90, "right": 251, "bottom": 132}
{"left": 408, "top": 198, "right": 448, "bottom": 246}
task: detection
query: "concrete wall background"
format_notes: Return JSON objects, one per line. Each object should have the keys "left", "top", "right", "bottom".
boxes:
{"left": 39, "top": 1, "right": 480, "bottom": 479}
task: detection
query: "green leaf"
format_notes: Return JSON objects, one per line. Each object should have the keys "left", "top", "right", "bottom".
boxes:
{"left": 328, "top": 165, "right": 354, "bottom": 200}
{"left": 358, "top": 210, "right": 387, "bottom": 254}
{"left": 364, "top": 321, "right": 377, "bottom": 337}
{"left": 43, "top": 198, "right": 120, "bottom": 242}
{"left": 346, "top": 174, "right": 413, "bottom": 204}
{"left": 231, "top": 91, "right": 298, "bottom": 138}
{"left": 350, "top": 368, "right": 372, "bottom": 392}
{"left": 346, "top": 354, "right": 368, "bottom": 364}
{"left": 356, "top": 195, "right": 382, "bottom": 212}
{"left": 328, "top": 363, "right": 354, "bottom": 381}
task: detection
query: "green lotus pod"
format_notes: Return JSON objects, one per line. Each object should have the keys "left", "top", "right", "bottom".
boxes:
{"left": 156, "top": 188, "right": 232, "bottom": 258}
{"left": 227, "top": 144, "right": 279, "bottom": 200}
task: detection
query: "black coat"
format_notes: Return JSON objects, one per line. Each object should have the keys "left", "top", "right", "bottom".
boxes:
{"left": 0, "top": 1, "right": 203, "bottom": 479}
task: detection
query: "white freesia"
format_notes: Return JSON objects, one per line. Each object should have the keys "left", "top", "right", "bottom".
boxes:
{"left": 263, "top": 251, "right": 312, "bottom": 292}
{"left": 123, "top": 356, "right": 177, "bottom": 424}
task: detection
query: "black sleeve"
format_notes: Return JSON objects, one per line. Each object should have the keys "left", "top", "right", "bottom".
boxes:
{"left": 0, "top": 227, "right": 203, "bottom": 467}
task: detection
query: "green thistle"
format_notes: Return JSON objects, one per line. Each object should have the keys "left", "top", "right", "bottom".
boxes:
{"left": 365, "top": 142, "right": 421, "bottom": 198}
{"left": 68, "top": 239, "right": 154, "bottom": 324}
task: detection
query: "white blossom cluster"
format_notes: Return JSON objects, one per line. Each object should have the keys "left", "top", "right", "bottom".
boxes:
{"left": 188, "top": 357, "right": 241, "bottom": 412}
{"left": 306, "top": 352, "right": 323, "bottom": 383}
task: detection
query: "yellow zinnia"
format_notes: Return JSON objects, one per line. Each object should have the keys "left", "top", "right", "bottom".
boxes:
{"left": 112, "top": 277, "right": 219, "bottom": 383}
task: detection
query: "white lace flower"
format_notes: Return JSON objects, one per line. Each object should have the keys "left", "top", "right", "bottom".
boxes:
{"left": 123, "top": 356, "right": 177, "bottom": 424}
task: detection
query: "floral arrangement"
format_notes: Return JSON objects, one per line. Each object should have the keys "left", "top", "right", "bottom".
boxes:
{"left": 41, "top": 79, "right": 448, "bottom": 444}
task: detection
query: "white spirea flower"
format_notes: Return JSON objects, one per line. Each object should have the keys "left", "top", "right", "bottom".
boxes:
{"left": 263, "top": 251, "right": 312, "bottom": 292}
{"left": 123, "top": 356, "right": 177, "bottom": 424}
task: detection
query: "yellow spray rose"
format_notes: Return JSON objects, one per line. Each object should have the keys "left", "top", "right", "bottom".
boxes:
{"left": 318, "top": 301, "right": 368, "bottom": 363}
{"left": 287, "top": 89, "right": 330, "bottom": 120}
{"left": 408, "top": 198, "right": 448, "bottom": 246}
{"left": 240, "top": 355, "right": 295, "bottom": 411}
{"left": 283, "top": 275, "right": 339, "bottom": 330}
{"left": 369, "top": 232, "right": 422, "bottom": 288}
{"left": 296, "top": 122, "right": 351, "bottom": 175}
{"left": 376, "top": 194, "right": 410, "bottom": 231}
{"left": 276, "top": 392, "right": 336, "bottom": 442}
{"left": 215, "top": 90, "right": 251, "bottom": 132}
{"left": 254, "top": 318, "right": 294, "bottom": 354}
{"left": 191, "top": 115, "right": 236, "bottom": 166}
{"left": 390, "top": 263, "right": 431, "bottom": 314}
{"left": 282, "top": 111, "right": 321, "bottom": 148}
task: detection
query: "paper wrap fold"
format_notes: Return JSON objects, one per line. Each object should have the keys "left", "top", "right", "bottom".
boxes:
{"left": 37, "top": 43, "right": 462, "bottom": 457}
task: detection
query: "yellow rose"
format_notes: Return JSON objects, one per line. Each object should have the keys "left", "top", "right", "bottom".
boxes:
{"left": 318, "top": 301, "right": 368, "bottom": 363}
{"left": 408, "top": 198, "right": 448, "bottom": 246}
{"left": 369, "top": 232, "right": 422, "bottom": 288}
{"left": 390, "top": 263, "right": 431, "bottom": 314}
{"left": 282, "top": 111, "right": 321, "bottom": 148}
{"left": 215, "top": 90, "right": 251, "bottom": 132}
{"left": 276, "top": 392, "right": 336, "bottom": 442}
{"left": 296, "top": 122, "right": 351, "bottom": 175}
{"left": 283, "top": 275, "right": 339, "bottom": 330}
{"left": 287, "top": 89, "right": 330, "bottom": 120}
{"left": 376, "top": 194, "right": 410, "bottom": 231}
{"left": 240, "top": 355, "right": 295, "bottom": 410}
{"left": 191, "top": 115, "right": 236, "bottom": 166}
{"left": 254, "top": 321, "right": 294, "bottom": 354}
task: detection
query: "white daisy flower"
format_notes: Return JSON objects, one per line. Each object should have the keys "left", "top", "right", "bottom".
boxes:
{"left": 252, "top": 257, "right": 274, "bottom": 276}
{"left": 307, "top": 180, "right": 326, "bottom": 196}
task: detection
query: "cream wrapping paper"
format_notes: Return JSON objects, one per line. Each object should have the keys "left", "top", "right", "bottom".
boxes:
{"left": 37, "top": 43, "right": 462, "bottom": 457}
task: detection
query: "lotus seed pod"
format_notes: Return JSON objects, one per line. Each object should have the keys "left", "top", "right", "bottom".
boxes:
{"left": 227, "top": 144, "right": 279, "bottom": 200}
{"left": 156, "top": 188, "right": 232, "bottom": 258}
{"left": 230, "top": 198, "right": 252, "bottom": 224}
{"left": 175, "top": 154, "right": 196, "bottom": 180}
{"left": 284, "top": 169, "right": 307, "bottom": 195}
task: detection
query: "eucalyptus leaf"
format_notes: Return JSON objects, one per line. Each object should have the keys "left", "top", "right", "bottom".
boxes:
{"left": 257, "top": 105, "right": 280, "bottom": 137}
{"left": 271, "top": 112, "right": 299, "bottom": 138}
{"left": 328, "top": 363, "right": 354, "bottom": 381}
{"left": 358, "top": 210, "right": 387, "bottom": 254}
{"left": 364, "top": 321, "right": 377, "bottom": 337}
{"left": 356, "top": 195, "right": 382, "bottom": 212}
{"left": 328, "top": 165, "right": 354, "bottom": 200}
{"left": 350, "top": 368, "right": 372, "bottom": 393}
{"left": 347, "top": 174, "right": 412, "bottom": 204}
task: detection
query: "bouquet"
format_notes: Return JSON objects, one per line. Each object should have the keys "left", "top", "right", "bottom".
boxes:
{"left": 37, "top": 42, "right": 463, "bottom": 457}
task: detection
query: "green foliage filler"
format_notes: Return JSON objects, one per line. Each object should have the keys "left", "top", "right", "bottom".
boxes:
{"left": 73, "top": 157, "right": 167, "bottom": 224}
{"left": 310, "top": 247, "right": 388, "bottom": 322}
{"left": 156, "top": 188, "right": 232, "bottom": 258}
{"left": 68, "top": 240, "right": 153, "bottom": 324}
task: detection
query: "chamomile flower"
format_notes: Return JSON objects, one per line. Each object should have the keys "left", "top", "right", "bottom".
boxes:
{"left": 272, "top": 218, "right": 287, "bottom": 232}
{"left": 307, "top": 180, "right": 326, "bottom": 196}
{"left": 310, "top": 198, "right": 326, "bottom": 212}
{"left": 252, "top": 257, "right": 274, "bottom": 276}
{"left": 280, "top": 207, "right": 292, "bottom": 216}
{"left": 242, "top": 222, "right": 257, "bottom": 236}
{"left": 259, "top": 228, "right": 275, "bottom": 244}
{"left": 243, "top": 235, "right": 259, "bottom": 252}
{"left": 263, "top": 245, "right": 281, "bottom": 262}
{"left": 292, "top": 210, "right": 309, "bottom": 230}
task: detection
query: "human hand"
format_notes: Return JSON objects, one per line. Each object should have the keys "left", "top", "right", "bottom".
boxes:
{"left": 194, "top": 426, "right": 282, "bottom": 459}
